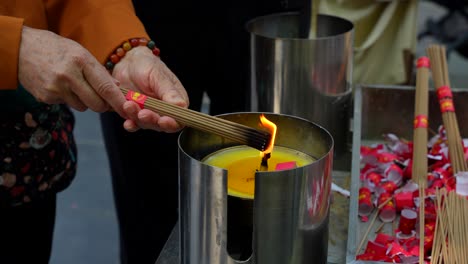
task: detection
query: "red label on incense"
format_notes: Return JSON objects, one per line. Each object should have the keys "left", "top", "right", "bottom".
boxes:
{"left": 413, "top": 115, "right": 428, "bottom": 129}
{"left": 439, "top": 98, "right": 455, "bottom": 113}
{"left": 416, "top": 56, "right": 430, "bottom": 68}
{"left": 125, "top": 90, "right": 147, "bottom": 109}
{"left": 436, "top": 85, "right": 453, "bottom": 100}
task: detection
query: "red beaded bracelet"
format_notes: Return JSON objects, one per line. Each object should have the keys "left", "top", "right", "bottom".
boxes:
{"left": 105, "top": 37, "right": 160, "bottom": 72}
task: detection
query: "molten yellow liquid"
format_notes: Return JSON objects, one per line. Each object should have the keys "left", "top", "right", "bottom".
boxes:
{"left": 202, "top": 145, "right": 314, "bottom": 199}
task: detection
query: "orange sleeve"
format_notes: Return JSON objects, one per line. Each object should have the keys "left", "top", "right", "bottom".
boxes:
{"left": 0, "top": 16, "right": 24, "bottom": 89}
{"left": 44, "top": 0, "right": 150, "bottom": 64}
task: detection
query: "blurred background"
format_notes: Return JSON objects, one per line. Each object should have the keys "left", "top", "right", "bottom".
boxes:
{"left": 49, "top": 1, "right": 468, "bottom": 263}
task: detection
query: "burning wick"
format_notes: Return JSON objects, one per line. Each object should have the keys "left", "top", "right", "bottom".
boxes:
{"left": 260, "top": 153, "right": 271, "bottom": 171}
{"left": 259, "top": 114, "right": 277, "bottom": 171}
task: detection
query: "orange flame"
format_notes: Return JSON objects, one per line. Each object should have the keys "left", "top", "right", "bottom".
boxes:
{"left": 259, "top": 114, "right": 277, "bottom": 156}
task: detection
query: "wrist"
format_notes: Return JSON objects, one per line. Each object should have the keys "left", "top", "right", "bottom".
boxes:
{"left": 105, "top": 38, "right": 160, "bottom": 72}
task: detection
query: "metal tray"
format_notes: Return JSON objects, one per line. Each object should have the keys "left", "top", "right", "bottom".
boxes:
{"left": 345, "top": 84, "right": 468, "bottom": 263}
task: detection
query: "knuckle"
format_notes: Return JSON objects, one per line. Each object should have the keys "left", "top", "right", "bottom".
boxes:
{"left": 95, "top": 81, "right": 116, "bottom": 97}
{"left": 70, "top": 50, "right": 90, "bottom": 67}
{"left": 36, "top": 87, "right": 60, "bottom": 104}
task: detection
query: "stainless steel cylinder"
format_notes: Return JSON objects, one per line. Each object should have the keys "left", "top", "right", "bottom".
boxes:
{"left": 178, "top": 112, "right": 333, "bottom": 264}
{"left": 246, "top": 12, "right": 353, "bottom": 167}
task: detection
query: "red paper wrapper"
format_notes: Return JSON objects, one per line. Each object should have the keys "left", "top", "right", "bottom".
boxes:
{"left": 359, "top": 187, "right": 373, "bottom": 217}
{"left": 125, "top": 90, "right": 147, "bottom": 109}
{"left": 399, "top": 209, "right": 417, "bottom": 235}
{"left": 384, "top": 163, "right": 403, "bottom": 186}
{"left": 384, "top": 133, "right": 413, "bottom": 159}
{"left": 394, "top": 191, "right": 414, "bottom": 212}
{"left": 388, "top": 241, "right": 411, "bottom": 258}
{"left": 378, "top": 192, "right": 396, "bottom": 222}
{"left": 403, "top": 159, "right": 413, "bottom": 180}
{"left": 361, "top": 146, "right": 382, "bottom": 165}
{"left": 436, "top": 85, "right": 453, "bottom": 100}
{"left": 378, "top": 181, "right": 398, "bottom": 195}
{"left": 444, "top": 176, "right": 456, "bottom": 192}
{"left": 396, "top": 230, "right": 416, "bottom": 244}
{"left": 377, "top": 152, "right": 399, "bottom": 168}
{"left": 430, "top": 179, "right": 444, "bottom": 190}
{"left": 374, "top": 233, "right": 395, "bottom": 246}
{"left": 365, "top": 240, "right": 388, "bottom": 257}
{"left": 356, "top": 253, "right": 393, "bottom": 262}
{"left": 365, "top": 172, "right": 383, "bottom": 191}
{"left": 417, "top": 56, "right": 430, "bottom": 68}
{"left": 423, "top": 232, "right": 434, "bottom": 255}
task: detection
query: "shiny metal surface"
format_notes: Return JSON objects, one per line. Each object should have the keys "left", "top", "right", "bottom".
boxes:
{"left": 247, "top": 12, "right": 353, "bottom": 166}
{"left": 178, "top": 112, "right": 333, "bottom": 264}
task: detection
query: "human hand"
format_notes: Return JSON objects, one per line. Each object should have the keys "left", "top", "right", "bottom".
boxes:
{"left": 18, "top": 26, "right": 131, "bottom": 119}
{"left": 112, "top": 46, "right": 189, "bottom": 133}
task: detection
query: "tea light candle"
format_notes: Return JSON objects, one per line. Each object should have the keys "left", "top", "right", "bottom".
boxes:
{"left": 202, "top": 145, "right": 314, "bottom": 199}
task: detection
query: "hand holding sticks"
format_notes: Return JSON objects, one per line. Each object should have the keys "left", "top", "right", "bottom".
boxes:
{"left": 120, "top": 87, "right": 272, "bottom": 152}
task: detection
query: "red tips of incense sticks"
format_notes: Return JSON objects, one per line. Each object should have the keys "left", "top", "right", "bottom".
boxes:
{"left": 416, "top": 56, "right": 430, "bottom": 68}
{"left": 275, "top": 161, "right": 297, "bottom": 171}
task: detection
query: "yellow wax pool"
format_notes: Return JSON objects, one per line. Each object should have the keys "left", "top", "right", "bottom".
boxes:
{"left": 202, "top": 145, "right": 314, "bottom": 199}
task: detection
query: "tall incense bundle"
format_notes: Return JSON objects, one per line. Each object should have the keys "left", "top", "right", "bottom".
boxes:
{"left": 119, "top": 87, "right": 272, "bottom": 152}
{"left": 309, "top": 0, "right": 320, "bottom": 38}
{"left": 427, "top": 45, "right": 468, "bottom": 264}
{"left": 426, "top": 45, "right": 467, "bottom": 173}
{"left": 300, "top": 0, "right": 320, "bottom": 38}
{"left": 412, "top": 57, "right": 430, "bottom": 263}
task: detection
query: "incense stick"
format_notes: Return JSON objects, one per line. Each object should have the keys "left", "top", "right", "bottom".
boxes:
{"left": 120, "top": 87, "right": 272, "bottom": 151}
{"left": 309, "top": 0, "right": 320, "bottom": 38}
{"left": 427, "top": 45, "right": 467, "bottom": 173}
{"left": 427, "top": 44, "right": 468, "bottom": 264}
{"left": 412, "top": 56, "right": 430, "bottom": 263}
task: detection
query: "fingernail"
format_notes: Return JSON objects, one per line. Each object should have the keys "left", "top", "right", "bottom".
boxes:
{"left": 113, "top": 78, "right": 121, "bottom": 86}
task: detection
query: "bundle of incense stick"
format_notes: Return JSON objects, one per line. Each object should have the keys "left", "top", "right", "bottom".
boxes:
{"left": 427, "top": 45, "right": 468, "bottom": 264}
{"left": 426, "top": 45, "right": 467, "bottom": 173}
{"left": 119, "top": 87, "right": 272, "bottom": 152}
{"left": 431, "top": 188, "right": 468, "bottom": 264}
{"left": 309, "top": 0, "right": 320, "bottom": 38}
{"left": 412, "top": 56, "right": 430, "bottom": 263}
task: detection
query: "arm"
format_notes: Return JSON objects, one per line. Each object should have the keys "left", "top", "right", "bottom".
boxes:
{"left": 44, "top": 0, "right": 149, "bottom": 64}
{"left": 42, "top": 0, "right": 189, "bottom": 132}
{"left": 0, "top": 15, "right": 24, "bottom": 89}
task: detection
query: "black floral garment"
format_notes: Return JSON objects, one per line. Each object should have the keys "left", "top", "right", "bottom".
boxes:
{"left": 0, "top": 104, "right": 77, "bottom": 207}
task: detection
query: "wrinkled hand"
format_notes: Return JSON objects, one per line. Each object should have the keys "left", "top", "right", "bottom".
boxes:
{"left": 112, "top": 46, "right": 189, "bottom": 132}
{"left": 18, "top": 26, "right": 132, "bottom": 120}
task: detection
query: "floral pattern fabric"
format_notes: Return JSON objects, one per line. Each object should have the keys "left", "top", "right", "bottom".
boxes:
{"left": 0, "top": 104, "right": 77, "bottom": 207}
